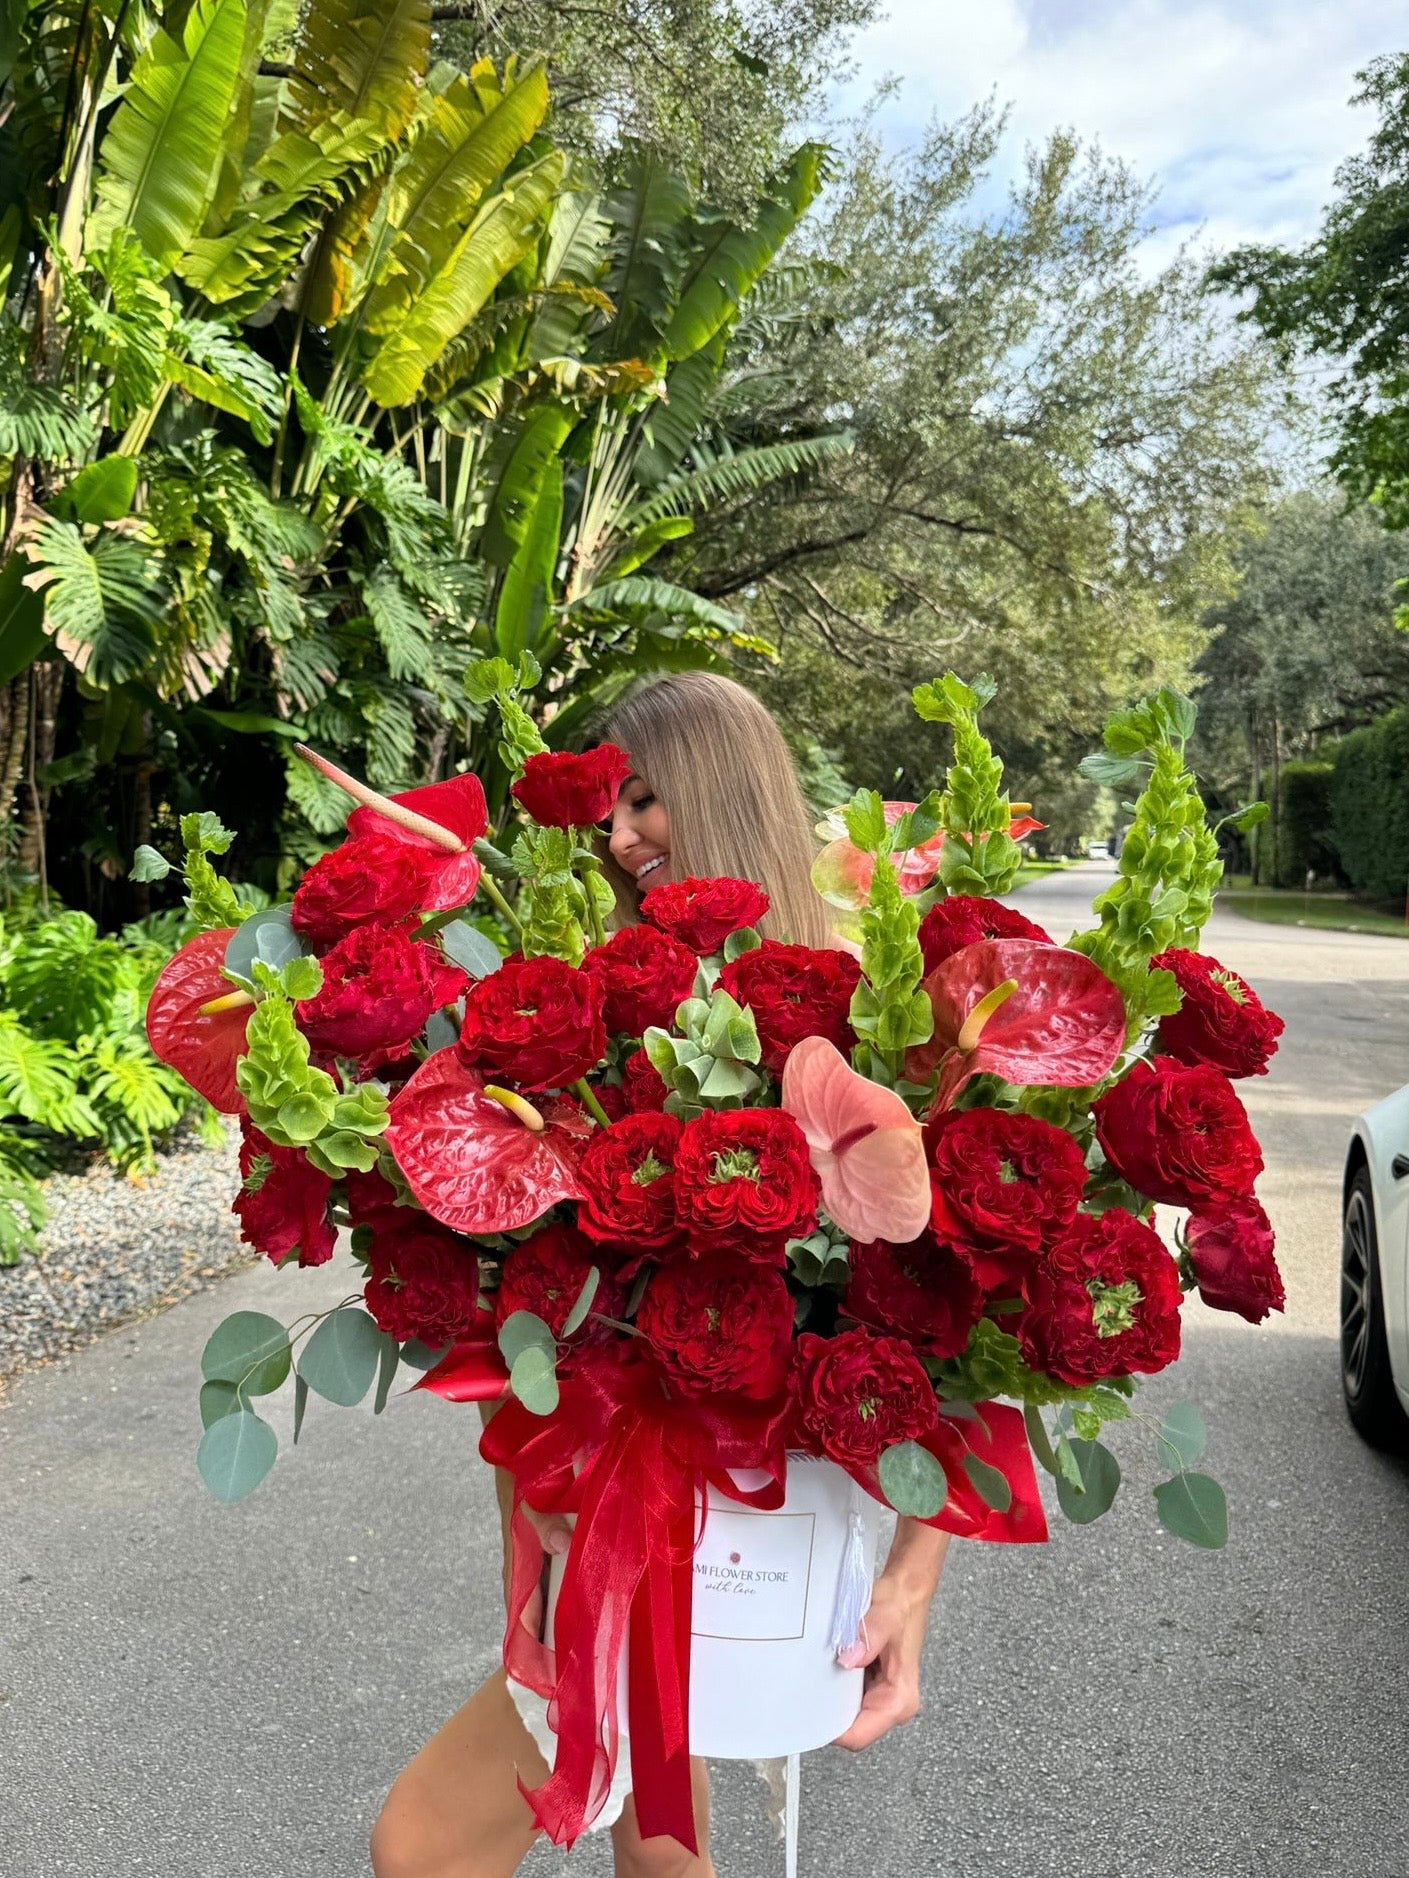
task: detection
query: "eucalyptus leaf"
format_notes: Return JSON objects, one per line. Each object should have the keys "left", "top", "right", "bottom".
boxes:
{"left": 199, "top": 1379, "right": 241, "bottom": 1428}
{"left": 963, "top": 1453, "right": 1013, "bottom": 1513}
{"left": 561, "top": 1267, "right": 601, "bottom": 1339}
{"left": 1156, "top": 1401, "right": 1208, "bottom": 1471}
{"left": 292, "top": 1371, "right": 309, "bottom": 1445}
{"left": 1154, "top": 1472, "right": 1228, "bottom": 1549}
{"left": 510, "top": 1344, "right": 560, "bottom": 1416}
{"left": 197, "top": 1409, "right": 278, "bottom": 1505}
{"left": 498, "top": 1309, "right": 557, "bottom": 1367}
{"left": 297, "top": 1308, "right": 383, "bottom": 1407}
{"left": 439, "top": 919, "right": 504, "bottom": 978}
{"left": 201, "top": 1311, "right": 290, "bottom": 1395}
{"left": 373, "top": 1333, "right": 401, "bottom": 1414}
{"left": 399, "top": 1339, "right": 451, "bottom": 1372}
{"left": 1054, "top": 1438, "right": 1121, "bottom": 1524}
{"left": 1023, "top": 1405, "right": 1059, "bottom": 1475}
{"left": 224, "top": 905, "right": 307, "bottom": 988}
{"left": 723, "top": 926, "right": 761, "bottom": 962}
{"left": 878, "top": 1439, "right": 947, "bottom": 1518}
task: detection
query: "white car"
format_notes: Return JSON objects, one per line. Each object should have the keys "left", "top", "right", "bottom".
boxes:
{"left": 1087, "top": 841, "right": 1111, "bottom": 860}
{"left": 1341, "top": 1085, "right": 1409, "bottom": 1447}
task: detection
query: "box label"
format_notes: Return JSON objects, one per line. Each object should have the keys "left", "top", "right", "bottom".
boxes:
{"left": 691, "top": 1508, "right": 817, "bottom": 1642}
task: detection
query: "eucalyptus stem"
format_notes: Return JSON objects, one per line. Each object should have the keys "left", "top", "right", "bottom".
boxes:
{"left": 573, "top": 1080, "right": 612, "bottom": 1127}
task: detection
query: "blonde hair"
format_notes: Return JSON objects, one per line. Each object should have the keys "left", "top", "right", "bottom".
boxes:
{"left": 592, "top": 671, "right": 834, "bottom": 948}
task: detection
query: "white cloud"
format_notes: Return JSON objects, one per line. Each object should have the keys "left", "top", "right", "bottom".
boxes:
{"left": 826, "top": 0, "right": 1391, "bottom": 256}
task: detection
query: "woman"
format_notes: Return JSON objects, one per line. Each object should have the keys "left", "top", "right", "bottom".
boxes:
{"left": 370, "top": 672, "right": 950, "bottom": 1878}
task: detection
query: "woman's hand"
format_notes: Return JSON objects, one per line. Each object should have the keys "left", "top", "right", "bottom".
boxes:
{"left": 515, "top": 1505, "right": 573, "bottom": 1639}
{"left": 833, "top": 1520, "right": 950, "bottom": 1752}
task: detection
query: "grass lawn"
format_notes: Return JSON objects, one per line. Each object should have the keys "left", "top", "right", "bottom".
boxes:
{"left": 1013, "top": 857, "right": 1075, "bottom": 887}
{"left": 1216, "top": 877, "right": 1409, "bottom": 940}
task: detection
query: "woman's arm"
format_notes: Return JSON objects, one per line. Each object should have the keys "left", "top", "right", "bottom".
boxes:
{"left": 833, "top": 1517, "right": 951, "bottom": 1750}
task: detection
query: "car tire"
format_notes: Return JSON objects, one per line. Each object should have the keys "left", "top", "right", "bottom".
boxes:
{"left": 1341, "top": 1165, "right": 1409, "bottom": 1451}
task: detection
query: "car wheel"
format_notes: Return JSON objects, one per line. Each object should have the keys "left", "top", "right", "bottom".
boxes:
{"left": 1341, "top": 1165, "right": 1409, "bottom": 1450}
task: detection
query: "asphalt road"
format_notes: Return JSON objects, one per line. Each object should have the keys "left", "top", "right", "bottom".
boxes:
{"left": 3, "top": 863, "right": 1408, "bottom": 1878}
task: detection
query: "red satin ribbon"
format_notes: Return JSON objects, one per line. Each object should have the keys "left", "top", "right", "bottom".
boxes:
{"left": 414, "top": 1335, "right": 1046, "bottom": 1850}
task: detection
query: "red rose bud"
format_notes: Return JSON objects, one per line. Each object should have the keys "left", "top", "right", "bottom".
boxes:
{"left": 640, "top": 876, "right": 771, "bottom": 955}
{"left": 638, "top": 1252, "right": 794, "bottom": 1399}
{"left": 620, "top": 1046, "right": 669, "bottom": 1113}
{"left": 1153, "top": 948, "right": 1285, "bottom": 1079}
{"left": 576, "top": 1112, "right": 683, "bottom": 1251}
{"left": 457, "top": 953, "right": 607, "bottom": 1092}
{"left": 925, "top": 1106, "right": 1088, "bottom": 1291}
{"left": 1092, "top": 1057, "right": 1262, "bottom": 1208}
{"left": 581, "top": 923, "right": 698, "bottom": 1037}
{"left": 1019, "top": 1208, "right": 1183, "bottom": 1386}
{"left": 295, "top": 923, "right": 467, "bottom": 1062}
{"left": 495, "top": 1222, "right": 621, "bottom": 1341}
{"left": 510, "top": 744, "right": 632, "bottom": 829}
{"left": 233, "top": 1121, "right": 336, "bottom": 1268}
{"left": 846, "top": 1230, "right": 985, "bottom": 1359}
{"left": 291, "top": 839, "right": 432, "bottom": 950}
{"left": 791, "top": 1328, "right": 939, "bottom": 1467}
{"left": 1186, "top": 1198, "right": 1285, "bottom": 1323}
{"left": 363, "top": 1217, "right": 482, "bottom": 1345}
{"left": 917, "top": 894, "right": 1051, "bottom": 977}
{"left": 717, "top": 939, "right": 860, "bottom": 1075}
{"left": 673, "top": 1108, "right": 820, "bottom": 1263}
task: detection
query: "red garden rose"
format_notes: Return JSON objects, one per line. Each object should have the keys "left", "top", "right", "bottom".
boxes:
{"left": 918, "top": 894, "right": 1052, "bottom": 976}
{"left": 576, "top": 1112, "right": 683, "bottom": 1252}
{"left": 926, "top": 1107, "right": 1088, "bottom": 1290}
{"left": 791, "top": 1328, "right": 939, "bottom": 1466}
{"left": 717, "top": 940, "right": 861, "bottom": 1075}
{"left": 343, "top": 1164, "right": 408, "bottom": 1243}
{"left": 1153, "top": 948, "right": 1285, "bottom": 1079}
{"left": 1019, "top": 1208, "right": 1183, "bottom": 1386}
{"left": 494, "top": 1222, "right": 622, "bottom": 1341}
{"left": 295, "top": 922, "right": 467, "bottom": 1062}
{"left": 290, "top": 838, "right": 432, "bottom": 950}
{"left": 233, "top": 1121, "right": 335, "bottom": 1268}
{"left": 640, "top": 876, "right": 772, "bottom": 955}
{"left": 620, "top": 1046, "right": 669, "bottom": 1113}
{"left": 673, "top": 1108, "right": 820, "bottom": 1262}
{"left": 457, "top": 953, "right": 607, "bottom": 1091}
{"left": 1185, "top": 1197, "right": 1285, "bottom": 1323}
{"left": 1092, "top": 1056, "right": 1262, "bottom": 1207}
{"left": 580, "top": 923, "right": 698, "bottom": 1037}
{"left": 511, "top": 744, "right": 632, "bottom": 829}
{"left": 363, "top": 1217, "right": 482, "bottom": 1345}
{"left": 638, "top": 1252, "right": 794, "bottom": 1398}
{"left": 846, "top": 1229, "right": 985, "bottom": 1359}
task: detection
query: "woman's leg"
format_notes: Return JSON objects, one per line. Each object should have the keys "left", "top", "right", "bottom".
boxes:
{"left": 370, "top": 1670, "right": 547, "bottom": 1878}
{"left": 609, "top": 1756, "right": 716, "bottom": 1878}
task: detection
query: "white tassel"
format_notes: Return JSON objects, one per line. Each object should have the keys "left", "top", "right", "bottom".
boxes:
{"left": 829, "top": 1491, "right": 871, "bottom": 1656}
{"left": 784, "top": 1752, "right": 801, "bottom": 1878}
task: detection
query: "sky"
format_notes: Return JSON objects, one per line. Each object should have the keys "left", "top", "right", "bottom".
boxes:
{"left": 829, "top": 0, "right": 1394, "bottom": 266}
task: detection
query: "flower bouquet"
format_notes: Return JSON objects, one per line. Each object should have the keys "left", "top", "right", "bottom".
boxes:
{"left": 145, "top": 666, "right": 1283, "bottom": 1850}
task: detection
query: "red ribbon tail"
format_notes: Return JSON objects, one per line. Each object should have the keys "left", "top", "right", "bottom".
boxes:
{"left": 625, "top": 1484, "right": 697, "bottom": 1852}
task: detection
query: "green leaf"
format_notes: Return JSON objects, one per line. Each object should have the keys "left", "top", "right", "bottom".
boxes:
{"left": 963, "top": 1453, "right": 1013, "bottom": 1514}
{"left": 198, "top": 1378, "right": 242, "bottom": 1427}
{"left": 280, "top": 955, "right": 323, "bottom": 1002}
{"left": 841, "top": 788, "right": 887, "bottom": 854}
{"left": 1078, "top": 752, "right": 1147, "bottom": 788}
{"left": 399, "top": 1338, "right": 450, "bottom": 1371}
{"left": 292, "top": 1371, "right": 309, "bottom": 1445}
{"left": 1231, "top": 801, "right": 1270, "bottom": 833}
{"left": 373, "top": 1332, "right": 400, "bottom": 1414}
{"left": 722, "top": 926, "right": 761, "bottom": 962}
{"left": 1054, "top": 1438, "right": 1121, "bottom": 1525}
{"left": 510, "top": 1343, "right": 560, "bottom": 1416}
{"left": 878, "top": 1439, "right": 947, "bottom": 1518}
{"left": 57, "top": 457, "right": 140, "bottom": 525}
{"left": 1023, "top": 1404, "right": 1060, "bottom": 1476}
{"left": 129, "top": 844, "right": 172, "bottom": 883}
{"left": 200, "top": 1310, "right": 291, "bottom": 1394}
{"left": 297, "top": 1307, "right": 384, "bottom": 1407}
{"left": 498, "top": 1309, "right": 556, "bottom": 1366}
{"left": 494, "top": 456, "right": 562, "bottom": 658}
{"left": 1154, "top": 1472, "right": 1228, "bottom": 1548}
{"left": 1053, "top": 1434, "right": 1084, "bottom": 1488}
{"left": 1156, "top": 1401, "right": 1208, "bottom": 1471}
{"left": 438, "top": 919, "right": 504, "bottom": 978}
{"left": 561, "top": 1266, "right": 600, "bottom": 1339}
{"left": 197, "top": 1407, "right": 278, "bottom": 1504}
{"left": 223, "top": 905, "right": 307, "bottom": 986}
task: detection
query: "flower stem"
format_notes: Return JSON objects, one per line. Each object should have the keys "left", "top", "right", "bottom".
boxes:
{"left": 477, "top": 871, "right": 524, "bottom": 938}
{"left": 573, "top": 1080, "right": 612, "bottom": 1127}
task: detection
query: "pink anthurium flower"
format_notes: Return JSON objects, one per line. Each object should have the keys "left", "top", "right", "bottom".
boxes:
{"left": 384, "top": 1049, "right": 589, "bottom": 1234}
{"left": 780, "top": 1035, "right": 930, "bottom": 1243}
{"left": 906, "top": 938, "right": 1126, "bottom": 1110}
{"left": 811, "top": 803, "right": 1046, "bottom": 910}
{"left": 145, "top": 928, "right": 250, "bottom": 1114}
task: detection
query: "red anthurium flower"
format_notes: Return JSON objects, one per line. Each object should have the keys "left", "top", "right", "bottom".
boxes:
{"left": 384, "top": 1049, "right": 591, "bottom": 1234}
{"left": 780, "top": 1035, "right": 930, "bottom": 1243}
{"left": 346, "top": 771, "right": 487, "bottom": 912}
{"left": 907, "top": 938, "right": 1126, "bottom": 1109}
{"left": 145, "top": 927, "right": 249, "bottom": 1114}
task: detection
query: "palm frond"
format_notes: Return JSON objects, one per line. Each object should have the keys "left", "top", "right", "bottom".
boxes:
{"left": 621, "top": 432, "right": 855, "bottom": 530}
{"left": 360, "top": 567, "right": 431, "bottom": 681}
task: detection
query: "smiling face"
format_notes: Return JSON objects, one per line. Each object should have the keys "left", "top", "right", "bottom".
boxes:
{"left": 605, "top": 772, "right": 673, "bottom": 891}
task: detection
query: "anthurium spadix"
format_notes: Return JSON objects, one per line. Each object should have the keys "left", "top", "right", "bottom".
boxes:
{"left": 907, "top": 938, "right": 1126, "bottom": 1109}
{"left": 780, "top": 1035, "right": 930, "bottom": 1243}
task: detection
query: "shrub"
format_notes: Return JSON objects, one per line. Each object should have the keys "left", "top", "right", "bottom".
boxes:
{"left": 1330, "top": 706, "right": 1409, "bottom": 902}
{"left": 1275, "top": 760, "right": 1341, "bottom": 887}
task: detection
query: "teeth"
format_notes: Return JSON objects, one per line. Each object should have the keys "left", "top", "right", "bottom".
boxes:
{"left": 635, "top": 856, "right": 666, "bottom": 881}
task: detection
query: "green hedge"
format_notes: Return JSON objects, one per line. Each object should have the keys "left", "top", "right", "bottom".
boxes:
{"left": 1275, "top": 759, "right": 1340, "bottom": 887}
{"left": 1331, "top": 706, "right": 1409, "bottom": 902}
